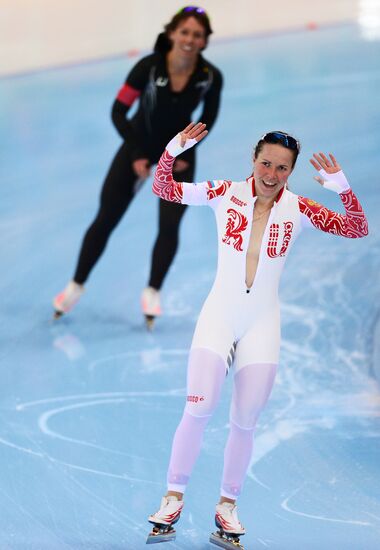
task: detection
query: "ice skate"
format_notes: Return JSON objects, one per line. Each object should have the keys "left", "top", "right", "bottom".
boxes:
{"left": 146, "top": 495, "right": 183, "bottom": 544}
{"left": 209, "top": 502, "right": 245, "bottom": 549}
{"left": 141, "top": 286, "right": 161, "bottom": 330}
{"left": 52, "top": 281, "right": 84, "bottom": 319}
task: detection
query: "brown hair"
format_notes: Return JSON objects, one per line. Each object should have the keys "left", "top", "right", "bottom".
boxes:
{"left": 154, "top": 6, "right": 213, "bottom": 54}
{"left": 254, "top": 131, "right": 301, "bottom": 168}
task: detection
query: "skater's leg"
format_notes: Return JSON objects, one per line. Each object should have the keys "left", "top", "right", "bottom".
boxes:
{"left": 147, "top": 160, "right": 194, "bottom": 290}
{"left": 141, "top": 200, "right": 186, "bottom": 323}
{"left": 220, "top": 362, "right": 277, "bottom": 500}
{"left": 148, "top": 348, "right": 226, "bottom": 543}
{"left": 147, "top": 200, "right": 188, "bottom": 290}
{"left": 209, "top": 363, "right": 277, "bottom": 546}
{"left": 73, "top": 145, "right": 139, "bottom": 284}
{"left": 167, "top": 348, "right": 226, "bottom": 495}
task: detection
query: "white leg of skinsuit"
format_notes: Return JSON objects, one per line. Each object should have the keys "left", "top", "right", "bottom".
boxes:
{"left": 167, "top": 348, "right": 226, "bottom": 493}
{"left": 221, "top": 363, "right": 278, "bottom": 499}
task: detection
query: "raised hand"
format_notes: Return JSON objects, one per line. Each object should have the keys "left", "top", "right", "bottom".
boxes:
{"left": 309, "top": 152, "right": 349, "bottom": 193}
{"left": 179, "top": 122, "right": 208, "bottom": 147}
{"left": 310, "top": 153, "right": 341, "bottom": 186}
{"left": 166, "top": 122, "right": 208, "bottom": 158}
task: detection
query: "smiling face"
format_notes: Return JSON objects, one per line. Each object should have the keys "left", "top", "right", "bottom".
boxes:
{"left": 169, "top": 16, "right": 207, "bottom": 59}
{"left": 253, "top": 143, "right": 294, "bottom": 200}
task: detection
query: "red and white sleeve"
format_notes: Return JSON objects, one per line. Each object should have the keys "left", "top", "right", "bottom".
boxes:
{"left": 153, "top": 134, "right": 231, "bottom": 206}
{"left": 152, "top": 149, "right": 184, "bottom": 203}
{"left": 298, "top": 190, "right": 368, "bottom": 238}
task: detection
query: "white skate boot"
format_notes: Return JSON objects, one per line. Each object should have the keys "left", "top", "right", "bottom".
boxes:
{"left": 53, "top": 281, "right": 84, "bottom": 319}
{"left": 210, "top": 502, "right": 245, "bottom": 549}
{"left": 146, "top": 495, "right": 183, "bottom": 544}
{"left": 141, "top": 286, "right": 161, "bottom": 329}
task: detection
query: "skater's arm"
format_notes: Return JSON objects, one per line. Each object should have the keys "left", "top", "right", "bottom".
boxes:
{"left": 111, "top": 96, "right": 139, "bottom": 142}
{"left": 153, "top": 123, "right": 216, "bottom": 205}
{"left": 111, "top": 99, "right": 149, "bottom": 163}
{"left": 153, "top": 148, "right": 185, "bottom": 203}
{"left": 111, "top": 57, "right": 151, "bottom": 161}
{"left": 196, "top": 66, "right": 223, "bottom": 133}
{"left": 298, "top": 153, "right": 368, "bottom": 238}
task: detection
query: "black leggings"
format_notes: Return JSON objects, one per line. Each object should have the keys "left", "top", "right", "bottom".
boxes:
{"left": 73, "top": 143, "right": 195, "bottom": 289}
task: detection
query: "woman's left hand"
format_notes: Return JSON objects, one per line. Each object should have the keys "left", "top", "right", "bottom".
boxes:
{"left": 310, "top": 152, "right": 341, "bottom": 186}
{"left": 309, "top": 152, "right": 350, "bottom": 193}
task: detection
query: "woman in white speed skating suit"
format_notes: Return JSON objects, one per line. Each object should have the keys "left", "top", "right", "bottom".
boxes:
{"left": 146, "top": 123, "right": 368, "bottom": 547}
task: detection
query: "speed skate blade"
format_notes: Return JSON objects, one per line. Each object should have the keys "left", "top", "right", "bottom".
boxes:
{"left": 145, "top": 315, "right": 155, "bottom": 330}
{"left": 146, "top": 529, "right": 176, "bottom": 544}
{"left": 210, "top": 531, "right": 244, "bottom": 549}
{"left": 53, "top": 310, "right": 64, "bottom": 320}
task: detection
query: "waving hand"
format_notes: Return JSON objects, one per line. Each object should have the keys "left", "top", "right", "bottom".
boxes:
{"left": 309, "top": 152, "right": 350, "bottom": 194}
{"left": 166, "top": 122, "right": 208, "bottom": 158}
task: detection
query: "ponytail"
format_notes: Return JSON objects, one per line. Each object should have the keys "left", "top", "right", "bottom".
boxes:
{"left": 153, "top": 32, "right": 172, "bottom": 54}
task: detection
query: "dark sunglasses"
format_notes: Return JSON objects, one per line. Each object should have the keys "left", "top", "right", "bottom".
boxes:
{"left": 261, "top": 131, "right": 300, "bottom": 152}
{"left": 178, "top": 6, "right": 210, "bottom": 20}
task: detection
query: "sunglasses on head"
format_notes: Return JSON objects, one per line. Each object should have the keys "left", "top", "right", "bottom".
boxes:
{"left": 178, "top": 6, "right": 210, "bottom": 20}
{"left": 261, "top": 131, "right": 300, "bottom": 152}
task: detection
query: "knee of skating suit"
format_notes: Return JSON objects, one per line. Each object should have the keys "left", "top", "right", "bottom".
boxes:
{"left": 230, "top": 362, "right": 278, "bottom": 429}
{"left": 185, "top": 348, "right": 227, "bottom": 417}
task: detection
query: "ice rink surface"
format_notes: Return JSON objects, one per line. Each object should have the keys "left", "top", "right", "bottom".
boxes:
{"left": 1, "top": 23, "right": 380, "bottom": 549}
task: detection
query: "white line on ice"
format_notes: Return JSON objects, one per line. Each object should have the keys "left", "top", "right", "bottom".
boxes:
{"left": 16, "top": 388, "right": 185, "bottom": 411}
{"left": 281, "top": 486, "right": 372, "bottom": 526}
{"left": 38, "top": 397, "right": 151, "bottom": 457}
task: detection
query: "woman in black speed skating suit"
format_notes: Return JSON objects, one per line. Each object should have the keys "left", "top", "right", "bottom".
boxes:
{"left": 53, "top": 6, "right": 223, "bottom": 325}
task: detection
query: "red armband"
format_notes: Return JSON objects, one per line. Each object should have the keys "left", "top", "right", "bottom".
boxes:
{"left": 116, "top": 83, "right": 141, "bottom": 106}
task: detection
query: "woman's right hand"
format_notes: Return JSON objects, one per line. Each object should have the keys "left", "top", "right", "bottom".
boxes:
{"left": 179, "top": 122, "right": 208, "bottom": 147}
{"left": 133, "top": 159, "right": 151, "bottom": 178}
{"left": 166, "top": 122, "right": 208, "bottom": 158}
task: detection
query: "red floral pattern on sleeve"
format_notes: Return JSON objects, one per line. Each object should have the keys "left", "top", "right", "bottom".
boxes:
{"left": 152, "top": 150, "right": 183, "bottom": 203}
{"left": 298, "top": 190, "right": 368, "bottom": 238}
{"left": 207, "top": 180, "right": 232, "bottom": 200}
